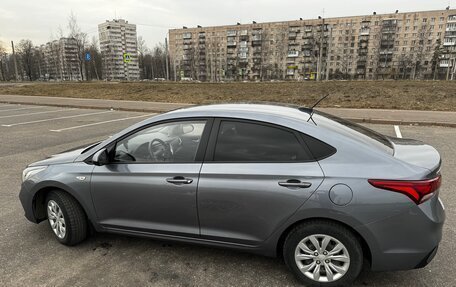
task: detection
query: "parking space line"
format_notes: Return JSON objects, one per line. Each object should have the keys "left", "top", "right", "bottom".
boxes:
{"left": 0, "top": 106, "right": 45, "bottom": 113}
{"left": 50, "top": 114, "right": 152, "bottom": 132}
{"left": 1, "top": 110, "right": 113, "bottom": 127}
{"left": 0, "top": 108, "right": 77, "bottom": 119}
{"left": 394, "top": 125, "right": 402, "bottom": 138}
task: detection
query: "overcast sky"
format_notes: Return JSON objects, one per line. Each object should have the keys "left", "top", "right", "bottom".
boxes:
{"left": 0, "top": 0, "right": 454, "bottom": 52}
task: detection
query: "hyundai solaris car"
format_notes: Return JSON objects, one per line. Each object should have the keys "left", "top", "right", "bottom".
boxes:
{"left": 19, "top": 103, "right": 445, "bottom": 286}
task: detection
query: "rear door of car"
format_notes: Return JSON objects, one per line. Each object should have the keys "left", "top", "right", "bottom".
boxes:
{"left": 197, "top": 118, "right": 325, "bottom": 246}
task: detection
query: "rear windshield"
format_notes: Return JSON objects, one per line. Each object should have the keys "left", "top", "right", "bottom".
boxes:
{"left": 313, "top": 111, "right": 394, "bottom": 155}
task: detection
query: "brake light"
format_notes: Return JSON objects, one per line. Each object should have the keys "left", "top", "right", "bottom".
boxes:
{"left": 368, "top": 175, "right": 441, "bottom": 204}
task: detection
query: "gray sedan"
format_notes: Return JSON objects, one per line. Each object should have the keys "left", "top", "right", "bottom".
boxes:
{"left": 19, "top": 103, "right": 445, "bottom": 286}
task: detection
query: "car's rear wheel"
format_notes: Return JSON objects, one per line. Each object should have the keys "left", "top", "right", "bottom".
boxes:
{"left": 283, "top": 220, "right": 363, "bottom": 286}
{"left": 45, "top": 191, "right": 87, "bottom": 246}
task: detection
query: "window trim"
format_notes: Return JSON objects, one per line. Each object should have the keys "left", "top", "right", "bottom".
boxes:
{"left": 204, "top": 118, "right": 316, "bottom": 163}
{"left": 101, "top": 117, "right": 214, "bottom": 165}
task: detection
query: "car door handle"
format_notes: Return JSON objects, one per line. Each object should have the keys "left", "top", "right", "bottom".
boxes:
{"left": 166, "top": 176, "right": 193, "bottom": 185}
{"left": 278, "top": 180, "right": 312, "bottom": 188}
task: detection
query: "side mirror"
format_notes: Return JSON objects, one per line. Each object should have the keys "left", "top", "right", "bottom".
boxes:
{"left": 92, "top": 148, "right": 109, "bottom": 166}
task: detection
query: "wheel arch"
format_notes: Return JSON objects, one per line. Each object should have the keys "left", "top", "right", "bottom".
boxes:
{"left": 276, "top": 217, "right": 372, "bottom": 267}
{"left": 32, "top": 184, "right": 92, "bottom": 225}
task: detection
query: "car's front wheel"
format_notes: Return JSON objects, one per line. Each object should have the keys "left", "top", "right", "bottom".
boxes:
{"left": 283, "top": 220, "right": 363, "bottom": 286}
{"left": 46, "top": 190, "right": 88, "bottom": 245}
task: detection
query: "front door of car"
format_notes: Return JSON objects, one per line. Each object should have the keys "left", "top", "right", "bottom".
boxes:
{"left": 197, "top": 119, "right": 324, "bottom": 245}
{"left": 90, "top": 119, "right": 211, "bottom": 237}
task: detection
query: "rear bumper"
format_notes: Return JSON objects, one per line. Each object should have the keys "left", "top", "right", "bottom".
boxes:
{"left": 360, "top": 195, "right": 445, "bottom": 271}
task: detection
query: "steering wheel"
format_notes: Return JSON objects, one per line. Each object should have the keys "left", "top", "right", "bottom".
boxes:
{"left": 148, "top": 138, "right": 173, "bottom": 161}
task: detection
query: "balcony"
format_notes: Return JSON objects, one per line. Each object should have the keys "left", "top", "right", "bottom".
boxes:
{"left": 238, "top": 52, "right": 248, "bottom": 59}
{"left": 444, "top": 40, "right": 456, "bottom": 46}
{"left": 446, "top": 26, "right": 456, "bottom": 32}
{"left": 240, "top": 41, "right": 248, "bottom": 48}
{"left": 289, "top": 32, "right": 297, "bottom": 39}
{"left": 252, "top": 35, "right": 262, "bottom": 41}
{"left": 227, "top": 30, "right": 237, "bottom": 37}
{"left": 448, "top": 15, "right": 456, "bottom": 23}
{"left": 227, "top": 41, "right": 237, "bottom": 47}
{"left": 287, "top": 50, "right": 299, "bottom": 57}
{"left": 240, "top": 30, "right": 248, "bottom": 36}
{"left": 360, "top": 28, "right": 370, "bottom": 35}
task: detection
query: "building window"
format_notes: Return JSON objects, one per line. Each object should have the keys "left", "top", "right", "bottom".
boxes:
{"left": 423, "top": 18, "right": 427, "bottom": 23}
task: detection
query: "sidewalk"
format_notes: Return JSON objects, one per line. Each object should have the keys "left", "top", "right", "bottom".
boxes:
{"left": 0, "top": 94, "right": 455, "bottom": 127}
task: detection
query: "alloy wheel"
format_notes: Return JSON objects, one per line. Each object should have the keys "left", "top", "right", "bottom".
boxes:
{"left": 47, "top": 200, "right": 66, "bottom": 239}
{"left": 294, "top": 234, "right": 350, "bottom": 283}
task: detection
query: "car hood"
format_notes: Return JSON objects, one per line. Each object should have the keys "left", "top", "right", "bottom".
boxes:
{"left": 29, "top": 142, "right": 100, "bottom": 167}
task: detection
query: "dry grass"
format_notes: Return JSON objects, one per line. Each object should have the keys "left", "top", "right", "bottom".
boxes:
{"left": 0, "top": 80, "right": 455, "bottom": 111}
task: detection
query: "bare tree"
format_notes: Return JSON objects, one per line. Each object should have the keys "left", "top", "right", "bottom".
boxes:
{"left": 0, "top": 42, "right": 6, "bottom": 81}
{"left": 137, "top": 36, "right": 149, "bottom": 79}
{"left": 411, "top": 24, "right": 434, "bottom": 79}
{"left": 67, "top": 12, "right": 87, "bottom": 80}
{"left": 17, "top": 39, "right": 36, "bottom": 80}
{"left": 273, "top": 25, "right": 288, "bottom": 80}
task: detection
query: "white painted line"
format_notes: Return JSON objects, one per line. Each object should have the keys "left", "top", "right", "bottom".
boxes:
{"left": 394, "top": 125, "right": 402, "bottom": 138}
{"left": 0, "top": 108, "right": 77, "bottom": 119}
{"left": 50, "top": 114, "right": 152, "bottom": 132}
{"left": 1, "top": 110, "right": 113, "bottom": 127}
{"left": 0, "top": 106, "right": 44, "bottom": 113}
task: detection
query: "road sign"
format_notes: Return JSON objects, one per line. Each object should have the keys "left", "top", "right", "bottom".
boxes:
{"left": 85, "top": 52, "right": 91, "bottom": 61}
{"left": 123, "top": 53, "right": 131, "bottom": 63}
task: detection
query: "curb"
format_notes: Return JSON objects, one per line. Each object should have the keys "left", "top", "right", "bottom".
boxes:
{"left": 1, "top": 99, "right": 455, "bottom": 128}
{"left": 0, "top": 100, "right": 180, "bottom": 114}
{"left": 345, "top": 117, "right": 456, "bottom": 128}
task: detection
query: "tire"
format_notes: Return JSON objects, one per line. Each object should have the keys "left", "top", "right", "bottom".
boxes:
{"left": 283, "top": 220, "right": 363, "bottom": 287}
{"left": 45, "top": 190, "right": 88, "bottom": 246}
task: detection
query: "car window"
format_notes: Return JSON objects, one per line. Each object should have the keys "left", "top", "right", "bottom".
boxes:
{"left": 300, "top": 133, "right": 337, "bottom": 160}
{"left": 114, "top": 120, "right": 206, "bottom": 163}
{"left": 314, "top": 111, "right": 394, "bottom": 155}
{"left": 213, "top": 120, "right": 312, "bottom": 162}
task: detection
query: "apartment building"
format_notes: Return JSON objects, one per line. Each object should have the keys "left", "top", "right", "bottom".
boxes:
{"left": 38, "top": 38, "right": 82, "bottom": 81}
{"left": 169, "top": 8, "right": 456, "bottom": 81}
{"left": 98, "top": 19, "right": 140, "bottom": 81}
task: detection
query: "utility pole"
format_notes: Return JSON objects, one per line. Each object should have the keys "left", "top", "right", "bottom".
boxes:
{"left": 11, "top": 41, "right": 19, "bottom": 81}
{"left": 446, "top": 58, "right": 453, "bottom": 80}
{"left": 325, "top": 26, "right": 333, "bottom": 81}
{"left": 165, "top": 37, "right": 170, "bottom": 81}
{"left": 317, "top": 18, "right": 325, "bottom": 81}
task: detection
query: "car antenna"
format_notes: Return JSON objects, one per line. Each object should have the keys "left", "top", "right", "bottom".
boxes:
{"left": 304, "top": 94, "right": 330, "bottom": 125}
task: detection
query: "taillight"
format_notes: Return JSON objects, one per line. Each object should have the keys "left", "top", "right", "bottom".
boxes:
{"left": 368, "top": 175, "right": 441, "bottom": 204}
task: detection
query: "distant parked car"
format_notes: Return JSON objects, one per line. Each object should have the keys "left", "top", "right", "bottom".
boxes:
{"left": 19, "top": 103, "right": 445, "bottom": 286}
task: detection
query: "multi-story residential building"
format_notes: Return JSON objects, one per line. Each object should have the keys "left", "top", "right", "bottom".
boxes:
{"left": 38, "top": 38, "right": 82, "bottom": 81}
{"left": 169, "top": 8, "right": 456, "bottom": 81}
{"left": 98, "top": 19, "right": 140, "bottom": 81}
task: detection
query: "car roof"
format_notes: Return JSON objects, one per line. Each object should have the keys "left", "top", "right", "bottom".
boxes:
{"left": 166, "top": 103, "right": 312, "bottom": 122}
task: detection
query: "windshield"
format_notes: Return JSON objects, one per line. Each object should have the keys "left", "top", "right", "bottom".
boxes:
{"left": 314, "top": 111, "right": 394, "bottom": 155}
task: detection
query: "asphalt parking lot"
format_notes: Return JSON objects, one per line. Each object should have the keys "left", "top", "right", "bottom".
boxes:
{"left": 0, "top": 103, "right": 454, "bottom": 287}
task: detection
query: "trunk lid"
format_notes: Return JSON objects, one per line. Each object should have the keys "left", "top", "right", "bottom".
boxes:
{"left": 389, "top": 137, "right": 441, "bottom": 173}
